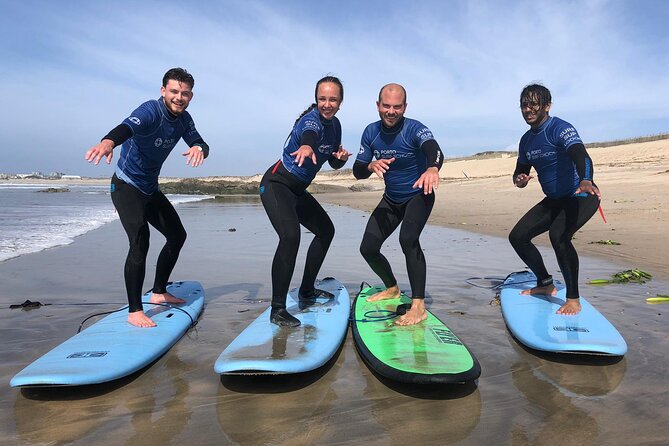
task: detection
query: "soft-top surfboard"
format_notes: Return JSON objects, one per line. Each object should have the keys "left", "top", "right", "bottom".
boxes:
{"left": 351, "top": 285, "right": 481, "bottom": 384}
{"left": 10, "top": 281, "right": 204, "bottom": 387}
{"left": 500, "top": 271, "right": 627, "bottom": 356}
{"left": 214, "top": 277, "right": 349, "bottom": 375}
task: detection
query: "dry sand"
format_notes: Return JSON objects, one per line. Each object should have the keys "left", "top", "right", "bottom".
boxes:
{"left": 315, "top": 138, "right": 669, "bottom": 282}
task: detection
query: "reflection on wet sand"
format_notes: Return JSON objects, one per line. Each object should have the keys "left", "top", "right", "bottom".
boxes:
{"left": 14, "top": 348, "right": 195, "bottom": 445}
{"left": 3, "top": 200, "right": 669, "bottom": 445}
{"left": 217, "top": 346, "right": 343, "bottom": 444}
{"left": 356, "top": 349, "right": 482, "bottom": 445}
{"left": 509, "top": 336, "right": 626, "bottom": 398}
{"left": 508, "top": 336, "right": 627, "bottom": 445}
{"left": 510, "top": 358, "right": 598, "bottom": 446}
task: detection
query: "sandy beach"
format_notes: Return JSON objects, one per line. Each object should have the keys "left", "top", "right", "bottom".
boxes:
{"left": 2, "top": 196, "right": 668, "bottom": 445}
{"left": 316, "top": 138, "right": 669, "bottom": 282}
{"left": 2, "top": 138, "right": 668, "bottom": 445}
{"left": 6, "top": 137, "right": 666, "bottom": 281}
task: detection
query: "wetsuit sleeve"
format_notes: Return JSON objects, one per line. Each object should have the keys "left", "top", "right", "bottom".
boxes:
{"left": 353, "top": 160, "right": 372, "bottom": 179}
{"left": 328, "top": 157, "right": 346, "bottom": 169}
{"left": 354, "top": 125, "right": 375, "bottom": 179}
{"left": 567, "top": 143, "right": 594, "bottom": 181}
{"left": 102, "top": 123, "right": 133, "bottom": 146}
{"left": 421, "top": 139, "right": 443, "bottom": 170}
{"left": 512, "top": 160, "right": 531, "bottom": 184}
{"left": 327, "top": 118, "right": 345, "bottom": 169}
{"left": 190, "top": 138, "right": 210, "bottom": 159}
{"left": 300, "top": 130, "right": 318, "bottom": 151}
{"left": 180, "top": 112, "right": 206, "bottom": 152}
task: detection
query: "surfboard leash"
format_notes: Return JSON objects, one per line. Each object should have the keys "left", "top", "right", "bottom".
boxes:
{"left": 75, "top": 302, "right": 197, "bottom": 333}
{"left": 465, "top": 271, "right": 537, "bottom": 290}
{"left": 350, "top": 281, "right": 412, "bottom": 322}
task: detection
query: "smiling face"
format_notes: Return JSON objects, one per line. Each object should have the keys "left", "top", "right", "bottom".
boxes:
{"left": 520, "top": 84, "right": 552, "bottom": 130}
{"left": 160, "top": 79, "right": 193, "bottom": 116}
{"left": 316, "top": 82, "right": 342, "bottom": 120}
{"left": 377, "top": 85, "right": 407, "bottom": 128}
{"left": 520, "top": 90, "right": 551, "bottom": 129}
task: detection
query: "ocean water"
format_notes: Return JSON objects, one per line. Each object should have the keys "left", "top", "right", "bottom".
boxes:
{"left": 0, "top": 183, "right": 211, "bottom": 262}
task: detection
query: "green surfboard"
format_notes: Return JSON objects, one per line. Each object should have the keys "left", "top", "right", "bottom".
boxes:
{"left": 351, "top": 285, "right": 481, "bottom": 384}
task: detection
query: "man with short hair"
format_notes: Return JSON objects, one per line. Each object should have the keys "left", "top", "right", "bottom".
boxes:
{"left": 85, "top": 67, "right": 210, "bottom": 327}
{"left": 353, "top": 83, "right": 444, "bottom": 326}
{"left": 509, "top": 83, "right": 600, "bottom": 315}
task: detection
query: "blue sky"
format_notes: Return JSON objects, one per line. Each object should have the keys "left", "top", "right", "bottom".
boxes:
{"left": 1, "top": 0, "right": 667, "bottom": 177}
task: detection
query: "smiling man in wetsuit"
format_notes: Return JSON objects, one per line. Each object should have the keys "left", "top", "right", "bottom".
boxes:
{"left": 85, "top": 67, "right": 209, "bottom": 328}
{"left": 509, "top": 83, "right": 601, "bottom": 315}
{"left": 353, "top": 83, "right": 444, "bottom": 326}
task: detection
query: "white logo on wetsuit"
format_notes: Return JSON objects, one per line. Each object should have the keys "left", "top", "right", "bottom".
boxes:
{"left": 417, "top": 128, "right": 434, "bottom": 142}
{"left": 129, "top": 117, "right": 141, "bottom": 125}
{"left": 527, "top": 149, "right": 556, "bottom": 160}
{"left": 152, "top": 138, "right": 175, "bottom": 149}
{"left": 375, "top": 148, "right": 413, "bottom": 159}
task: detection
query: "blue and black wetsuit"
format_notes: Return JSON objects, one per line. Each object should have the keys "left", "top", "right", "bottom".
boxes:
{"left": 104, "top": 98, "right": 208, "bottom": 312}
{"left": 509, "top": 116, "right": 599, "bottom": 300}
{"left": 260, "top": 107, "right": 345, "bottom": 326}
{"left": 353, "top": 117, "right": 443, "bottom": 299}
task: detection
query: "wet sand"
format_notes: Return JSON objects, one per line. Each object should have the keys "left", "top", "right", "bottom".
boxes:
{"left": 1, "top": 198, "right": 668, "bottom": 445}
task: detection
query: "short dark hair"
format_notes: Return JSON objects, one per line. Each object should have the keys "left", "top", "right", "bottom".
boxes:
{"left": 520, "top": 83, "right": 551, "bottom": 108}
{"left": 163, "top": 67, "right": 195, "bottom": 89}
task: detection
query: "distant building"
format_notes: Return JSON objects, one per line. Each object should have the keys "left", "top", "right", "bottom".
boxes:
{"left": 17, "top": 173, "right": 43, "bottom": 179}
{"left": 61, "top": 175, "right": 82, "bottom": 180}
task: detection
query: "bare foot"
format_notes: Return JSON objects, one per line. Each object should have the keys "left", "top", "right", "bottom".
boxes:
{"left": 395, "top": 298, "right": 428, "bottom": 326}
{"left": 556, "top": 299, "right": 582, "bottom": 315}
{"left": 520, "top": 284, "right": 557, "bottom": 296}
{"left": 150, "top": 291, "right": 186, "bottom": 305}
{"left": 366, "top": 285, "right": 401, "bottom": 302}
{"left": 128, "top": 311, "right": 157, "bottom": 328}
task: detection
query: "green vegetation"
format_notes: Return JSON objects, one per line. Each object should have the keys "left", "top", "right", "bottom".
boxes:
{"left": 589, "top": 268, "right": 653, "bottom": 285}
{"left": 589, "top": 240, "right": 621, "bottom": 245}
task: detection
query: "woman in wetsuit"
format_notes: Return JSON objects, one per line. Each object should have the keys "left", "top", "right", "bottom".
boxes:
{"left": 260, "top": 76, "right": 350, "bottom": 327}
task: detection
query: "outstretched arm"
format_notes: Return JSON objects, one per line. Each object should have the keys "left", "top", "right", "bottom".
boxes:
{"left": 328, "top": 145, "right": 351, "bottom": 169}
{"left": 85, "top": 139, "right": 115, "bottom": 165}
{"left": 85, "top": 123, "right": 133, "bottom": 165}
{"left": 182, "top": 138, "right": 209, "bottom": 167}
{"left": 290, "top": 130, "right": 318, "bottom": 167}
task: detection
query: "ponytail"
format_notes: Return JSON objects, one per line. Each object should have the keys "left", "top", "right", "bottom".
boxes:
{"left": 294, "top": 103, "right": 317, "bottom": 127}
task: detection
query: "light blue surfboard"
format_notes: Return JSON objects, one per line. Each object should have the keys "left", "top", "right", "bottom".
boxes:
{"left": 500, "top": 271, "right": 627, "bottom": 356}
{"left": 215, "top": 277, "right": 349, "bottom": 375}
{"left": 10, "top": 281, "right": 204, "bottom": 387}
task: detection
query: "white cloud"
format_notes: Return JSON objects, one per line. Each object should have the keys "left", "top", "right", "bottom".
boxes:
{"left": 1, "top": 0, "right": 667, "bottom": 176}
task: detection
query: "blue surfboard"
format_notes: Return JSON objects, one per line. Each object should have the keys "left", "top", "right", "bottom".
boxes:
{"left": 215, "top": 277, "right": 349, "bottom": 375}
{"left": 500, "top": 271, "right": 627, "bottom": 356}
{"left": 10, "top": 281, "right": 204, "bottom": 387}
